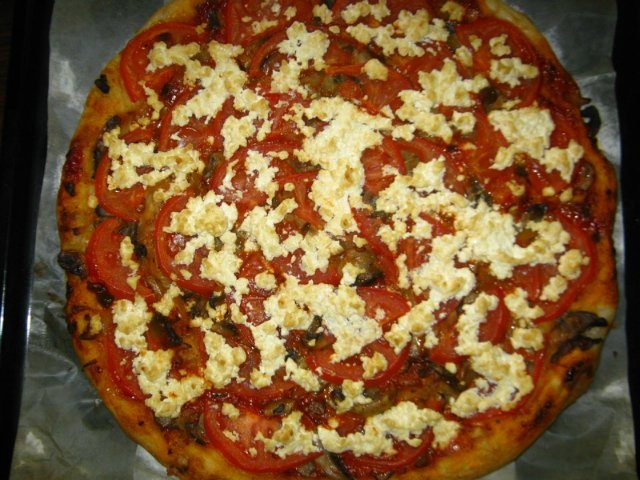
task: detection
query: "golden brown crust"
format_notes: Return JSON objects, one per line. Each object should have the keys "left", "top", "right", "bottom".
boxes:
{"left": 57, "top": 0, "right": 619, "bottom": 479}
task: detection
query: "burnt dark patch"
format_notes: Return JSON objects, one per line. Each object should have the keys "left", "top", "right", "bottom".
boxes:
{"left": 105, "top": 115, "right": 121, "bottom": 131}
{"left": 57, "top": 250, "right": 87, "bottom": 278}
{"left": 352, "top": 268, "right": 384, "bottom": 287}
{"left": 533, "top": 400, "right": 553, "bottom": 426}
{"left": 94, "top": 74, "right": 110, "bottom": 94}
{"left": 87, "top": 282, "right": 114, "bottom": 308}
{"left": 581, "top": 104, "right": 601, "bottom": 140}
{"left": 151, "top": 312, "right": 184, "bottom": 347}
{"left": 63, "top": 182, "right": 76, "bottom": 196}
{"left": 551, "top": 311, "right": 608, "bottom": 363}
{"left": 525, "top": 203, "right": 548, "bottom": 222}
{"left": 208, "top": 293, "right": 226, "bottom": 309}
{"left": 327, "top": 453, "right": 355, "bottom": 480}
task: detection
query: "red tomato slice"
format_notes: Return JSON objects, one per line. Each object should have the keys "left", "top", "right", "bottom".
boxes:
{"left": 94, "top": 153, "right": 146, "bottom": 222}
{"left": 357, "top": 286, "right": 410, "bottom": 326}
{"left": 464, "top": 348, "right": 545, "bottom": 423}
{"left": 327, "top": 409, "right": 435, "bottom": 476}
{"left": 352, "top": 208, "right": 399, "bottom": 284}
{"left": 86, "top": 217, "right": 154, "bottom": 301}
{"left": 248, "top": 30, "right": 288, "bottom": 79}
{"left": 361, "top": 138, "right": 407, "bottom": 195}
{"left": 262, "top": 92, "right": 307, "bottom": 142}
{"left": 222, "top": 0, "right": 314, "bottom": 46}
{"left": 429, "top": 293, "right": 508, "bottom": 365}
{"left": 459, "top": 107, "right": 508, "bottom": 167}
{"left": 428, "top": 326, "right": 464, "bottom": 365}
{"left": 238, "top": 250, "right": 271, "bottom": 288}
{"left": 208, "top": 312, "right": 303, "bottom": 400}
{"left": 104, "top": 325, "right": 146, "bottom": 401}
{"left": 340, "top": 429, "right": 435, "bottom": 476}
{"left": 456, "top": 18, "right": 541, "bottom": 107}
{"left": 396, "top": 136, "right": 449, "bottom": 165}
{"left": 323, "top": 34, "right": 364, "bottom": 67}
{"left": 277, "top": 170, "right": 324, "bottom": 229}
{"left": 363, "top": 69, "right": 413, "bottom": 114}
{"left": 395, "top": 215, "right": 455, "bottom": 271}
{"left": 209, "top": 142, "right": 296, "bottom": 219}
{"left": 158, "top": 86, "right": 234, "bottom": 158}
{"left": 531, "top": 207, "right": 598, "bottom": 324}
{"left": 325, "top": 64, "right": 412, "bottom": 114}
{"left": 306, "top": 287, "right": 410, "bottom": 386}
{"left": 227, "top": 369, "right": 301, "bottom": 404}
{"left": 307, "top": 337, "right": 410, "bottom": 387}
{"left": 157, "top": 86, "right": 198, "bottom": 151}
{"left": 505, "top": 205, "right": 598, "bottom": 326}
{"left": 478, "top": 289, "right": 510, "bottom": 344}
{"left": 397, "top": 43, "right": 450, "bottom": 85}
{"left": 204, "top": 401, "right": 322, "bottom": 473}
{"left": 143, "top": 64, "right": 185, "bottom": 100}
{"left": 271, "top": 253, "right": 343, "bottom": 286}
{"left": 120, "top": 22, "right": 202, "bottom": 103}
{"left": 154, "top": 194, "right": 221, "bottom": 296}
{"left": 526, "top": 159, "right": 569, "bottom": 202}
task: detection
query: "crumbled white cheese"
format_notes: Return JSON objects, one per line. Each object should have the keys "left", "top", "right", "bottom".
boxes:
{"left": 255, "top": 411, "right": 321, "bottom": 458}
{"left": 318, "top": 401, "right": 459, "bottom": 456}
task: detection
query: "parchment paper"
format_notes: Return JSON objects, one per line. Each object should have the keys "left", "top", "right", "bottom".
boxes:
{"left": 9, "top": 0, "right": 636, "bottom": 478}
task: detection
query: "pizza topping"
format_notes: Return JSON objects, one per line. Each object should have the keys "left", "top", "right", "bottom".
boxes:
{"left": 66, "top": 0, "right": 610, "bottom": 475}
{"left": 318, "top": 401, "right": 459, "bottom": 456}
{"left": 450, "top": 292, "right": 534, "bottom": 417}
{"left": 102, "top": 127, "right": 205, "bottom": 201}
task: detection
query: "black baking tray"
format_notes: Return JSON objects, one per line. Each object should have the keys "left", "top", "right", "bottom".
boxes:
{"left": 0, "top": 0, "right": 638, "bottom": 478}
{"left": 0, "top": 0, "right": 54, "bottom": 477}
{"left": 614, "top": 0, "right": 640, "bottom": 473}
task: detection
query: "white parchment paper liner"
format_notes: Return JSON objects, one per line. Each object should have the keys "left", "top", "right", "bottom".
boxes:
{"left": 9, "top": 0, "right": 637, "bottom": 478}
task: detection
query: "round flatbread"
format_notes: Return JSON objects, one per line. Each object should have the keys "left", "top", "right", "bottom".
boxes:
{"left": 57, "top": 0, "right": 618, "bottom": 478}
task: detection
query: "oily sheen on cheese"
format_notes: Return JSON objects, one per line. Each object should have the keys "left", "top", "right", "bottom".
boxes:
{"left": 56, "top": 0, "right": 618, "bottom": 478}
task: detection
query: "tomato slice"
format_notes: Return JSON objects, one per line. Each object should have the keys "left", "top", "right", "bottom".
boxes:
{"left": 325, "top": 64, "right": 412, "bottom": 114}
{"left": 463, "top": 348, "right": 545, "bottom": 424}
{"left": 104, "top": 325, "right": 146, "bottom": 401}
{"left": 397, "top": 43, "right": 450, "bottom": 86}
{"left": 532, "top": 207, "right": 598, "bottom": 324}
{"left": 456, "top": 18, "right": 541, "bottom": 108}
{"left": 429, "top": 293, "right": 508, "bottom": 365}
{"left": 120, "top": 22, "right": 202, "bottom": 103}
{"left": 222, "top": 0, "right": 314, "bottom": 46}
{"left": 505, "top": 205, "right": 598, "bottom": 326}
{"left": 204, "top": 401, "right": 322, "bottom": 473}
{"left": 266, "top": 213, "right": 342, "bottom": 286}
{"left": 158, "top": 87, "right": 232, "bottom": 158}
{"left": 307, "top": 337, "right": 410, "bottom": 387}
{"left": 306, "top": 287, "right": 410, "bottom": 386}
{"left": 428, "top": 326, "right": 464, "bottom": 365}
{"left": 271, "top": 252, "right": 343, "bottom": 286}
{"left": 86, "top": 217, "right": 154, "bottom": 301}
{"left": 154, "top": 194, "right": 221, "bottom": 296}
{"left": 352, "top": 208, "right": 399, "bottom": 284}
{"left": 247, "top": 30, "right": 288, "bottom": 79}
{"left": 277, "top": 171, "right": 324, "bottom": 229}
{"left": 94, "top": 153, "right": 146, "bottom": 222}
{"left": 361, "top": 138, "right": 407, "bottom": 196}
{"left": 340, "top": 429, "right": 435, "bottom": 476}
{"left": 209, "top": 142, "right": 296, "bottom": 219}
{"left": 478, "top": 289, "right": 510, "bottom": 344}
{"left": 262, "top": 92, "right": 307, "bottom": 142}
{"left": 327, "top": 410, "right": 436, "bottom": 476}
{"left": 227, "top": 369, "right": 301, "bottom": 404}
{"left": 357, "top": 286, "right": 411, "bottom": 327}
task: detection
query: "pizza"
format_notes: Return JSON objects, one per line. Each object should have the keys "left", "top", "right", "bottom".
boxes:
{"left": 56, "top": 0, "right": 618, "bottom": 478}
